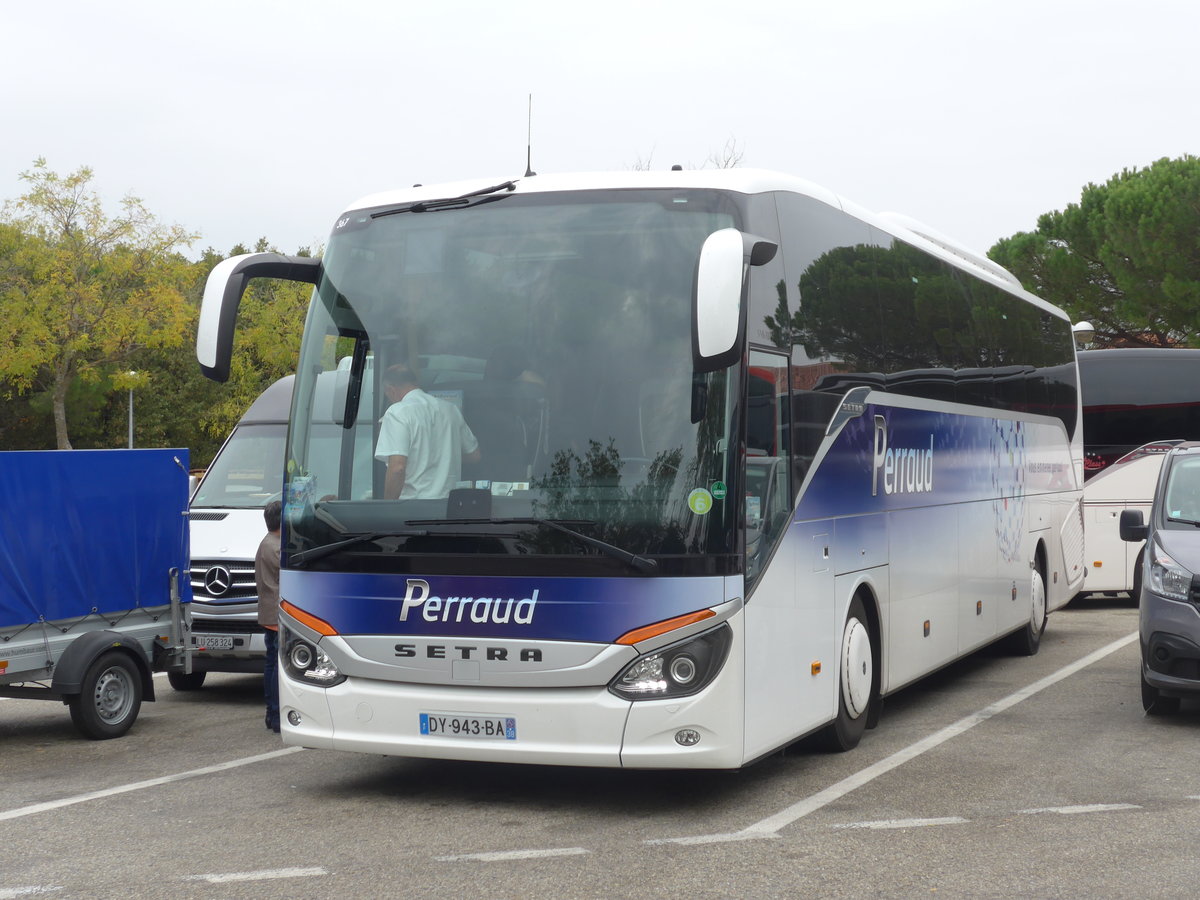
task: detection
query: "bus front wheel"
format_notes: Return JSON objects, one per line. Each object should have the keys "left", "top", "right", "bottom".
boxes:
{"left": 820, "top": 595, "right": 875, "bottom": 752}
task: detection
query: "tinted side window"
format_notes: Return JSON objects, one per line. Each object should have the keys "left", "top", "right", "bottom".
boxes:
{"left": 766, "top": 193, "right": 879, "bottom": 490}
{"left": 756, "top": 192, "right": 1079, "bottom": 446}
{"left": 745, "top": 350, "right": 793, "bottom": 591}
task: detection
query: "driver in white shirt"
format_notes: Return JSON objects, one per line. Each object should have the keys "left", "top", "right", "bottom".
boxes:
{"left": 374, "top": 364, "right": 480, "bottom": 500}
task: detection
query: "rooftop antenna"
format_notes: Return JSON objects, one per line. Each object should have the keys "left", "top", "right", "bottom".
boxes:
{"left": 524, "top": 94, "right": 536, "bottom": 177}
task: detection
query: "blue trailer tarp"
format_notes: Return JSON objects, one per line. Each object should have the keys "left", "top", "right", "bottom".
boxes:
{"left": 0, "top": 449, "right": 192, "bottom": 629}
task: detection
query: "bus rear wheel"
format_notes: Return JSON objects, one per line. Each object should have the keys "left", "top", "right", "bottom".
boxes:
{"left": 820, "top": 595, "right": 875, "bottom": 752}
{"left": 1005, "top": 566, "right": 1047, "bottom": 656}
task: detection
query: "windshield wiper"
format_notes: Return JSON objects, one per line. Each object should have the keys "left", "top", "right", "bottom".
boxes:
{"left": 409, "top": 517, "right": 658, "bottom": 573}
{"left": 289, "top": 530, "right": 428, "bottom": 567}
{"left": 370, "top": 181, "right": 517, "bottom": 218}
{"left": 1167, "top": 516, "right": 1200, "bottom": 527}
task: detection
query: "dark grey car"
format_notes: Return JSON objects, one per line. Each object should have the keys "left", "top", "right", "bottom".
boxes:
{"left": 1120, "top": 442, "right": 1200, "bottom": 714}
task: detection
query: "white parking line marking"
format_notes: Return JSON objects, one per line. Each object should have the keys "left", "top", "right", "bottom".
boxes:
{"left": 0, "top": 747, "right": 303, "bottom": 822}
{"left": 1020, "top": 804, "right": 1141, "bottom": 815}
{"left": 437, "top": 848, "right": 590, "bottom": 863}
{"left": 187, "top": 867, "right": 327, "bottom": 884}
{"left": 647, "top": 831, "right": 778, "bottom": 845}
{"left": 648, "top": 631, "right": 1139, "bottom": 845}
{"left": 0, "top": 888, "right": 62, "bottom": 899}
{"left": 833, "top": 817, "right": 968, "bottom": 830}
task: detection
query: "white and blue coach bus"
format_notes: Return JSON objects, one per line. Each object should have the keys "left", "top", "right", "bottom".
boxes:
{"left": 197, "top": 170, "right": 1085, "bottom": 768}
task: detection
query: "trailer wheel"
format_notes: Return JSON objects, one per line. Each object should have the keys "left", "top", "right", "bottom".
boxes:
{"left": 168, "top": 670, "right": 207, "bottom": 691}
{"left": 68, "top": 650, "right": 143, "bottom": 740}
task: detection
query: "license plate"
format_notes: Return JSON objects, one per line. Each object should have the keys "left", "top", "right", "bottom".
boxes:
{"left": 420, "top": 713, "right": 517, "bottom": 740}
{"left": 194, "top": 634, "right": 235, "bottom": 651}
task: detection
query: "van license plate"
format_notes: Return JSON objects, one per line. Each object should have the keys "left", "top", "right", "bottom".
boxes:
{"left": 420, "top": 713, "right": 517, "bottom": 740}
{"left": 195, "top": 635, "right": 235, "bottom": 651}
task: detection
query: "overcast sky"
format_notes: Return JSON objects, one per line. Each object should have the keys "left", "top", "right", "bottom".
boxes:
{"left": 3, "top": 0, "right": 1196, "bottom": 260}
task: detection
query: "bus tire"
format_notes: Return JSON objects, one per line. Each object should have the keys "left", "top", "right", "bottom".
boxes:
{"left": 168, "top": 670, "right": 207, "bottom": 691}
{"left": 1006, "top": 566, "right": 1047, "bottom": 657}
{"left": 819, "top": 595, "right": 874, "bottom": 752}
{"left": 67, "top": 650, "right": 143, "bottom": 740}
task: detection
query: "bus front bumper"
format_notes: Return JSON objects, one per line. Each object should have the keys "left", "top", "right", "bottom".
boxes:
{"left": 278, "top": 673, "right": 745, "bottom": 769}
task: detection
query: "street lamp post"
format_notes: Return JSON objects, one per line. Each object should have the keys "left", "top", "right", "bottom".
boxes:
{"left": 127, "top": 371, "right": 137, "bottom": 449}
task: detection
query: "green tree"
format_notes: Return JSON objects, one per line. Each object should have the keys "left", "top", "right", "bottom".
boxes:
{"left": 0, "top": 160, "right": 198, "bottom": 448}
{"left": 989, "top": 156, "right": 1200, "bottom": 347}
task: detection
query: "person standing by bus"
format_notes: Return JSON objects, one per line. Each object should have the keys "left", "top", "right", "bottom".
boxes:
{"left": 255, "top": 499, "right": 283, "bottom": 733}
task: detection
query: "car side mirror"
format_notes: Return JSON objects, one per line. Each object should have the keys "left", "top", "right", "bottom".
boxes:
{"left": 1119, "top": 508, "right": 1147, "bottom": 543}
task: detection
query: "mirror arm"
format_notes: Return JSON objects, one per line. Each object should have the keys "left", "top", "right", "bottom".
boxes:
{"left": 197, "top": 253, "right": 322, "bottom": 383}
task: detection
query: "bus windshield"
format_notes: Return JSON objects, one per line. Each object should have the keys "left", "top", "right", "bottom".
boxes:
{"left": 285, "top": 190, "right": 743, "bottom": 575}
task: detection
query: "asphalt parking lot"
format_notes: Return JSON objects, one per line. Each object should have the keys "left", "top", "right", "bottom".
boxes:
{"left": 2, "top": 595, "right": 1198, "bottom": 899}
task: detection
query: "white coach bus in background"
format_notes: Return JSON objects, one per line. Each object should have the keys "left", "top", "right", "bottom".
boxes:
{"left": 1077, "top": 441, "right": 1180, "bottom": 603}
{"left": 1078, "top": 347, "right": 1200, "bottom": 478}
{"left": 197, "top": 169, "right": 1085, "bottom": 767}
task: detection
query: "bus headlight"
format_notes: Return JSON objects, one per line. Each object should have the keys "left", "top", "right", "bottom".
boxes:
{"left": 1149, "top": 541, "right": 1194, "bottom": 604}
{"left": 282, "top": 629, "right": 346, "bottom": 687}
{"left": 609, "top": 624, "right": 731, "bottom": 701}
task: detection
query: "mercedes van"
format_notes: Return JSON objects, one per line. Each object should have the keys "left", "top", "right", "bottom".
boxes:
{"left": 179, "top": 367, "right": 377, "bottom": 689}
{"left": 176, "top": 376, "right": 293, "bottom": 689}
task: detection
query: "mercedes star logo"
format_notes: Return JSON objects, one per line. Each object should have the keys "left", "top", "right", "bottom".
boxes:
{"left": 204, "top": 565, "right": 233, "bottom": 597}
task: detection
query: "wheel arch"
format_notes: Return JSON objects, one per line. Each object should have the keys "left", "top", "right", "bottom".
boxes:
{"left": 845, "top": 575, "right": 884, "bottom": 724}
{"left": 52, "top": 631, "right": 156, "bottom": 702}
{"left": 854, "top": 582, "right": 882, "bottom": 664}
{"left": 1034, "top": 538, "right": 1048, "bottom": 580}
{"left": 834, "top": 570, "right": 886, "bottom": 691}
{"left": 1034, "top": 536, "right": 1059, "bottom": 610}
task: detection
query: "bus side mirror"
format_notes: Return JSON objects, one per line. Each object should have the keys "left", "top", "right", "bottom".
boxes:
{"left": 692, "top": 229, "right": 777, "bottom": 374}
{"left": 196, "top": 253, "right": 322, "bottom": 383}
{"left": 1119, "top": 509, "right": 1147, "bottom": 542}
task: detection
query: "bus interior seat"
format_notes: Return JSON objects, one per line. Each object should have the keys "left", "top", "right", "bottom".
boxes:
{"left": 443, "top": 378, "right": 546, "bottom": 483}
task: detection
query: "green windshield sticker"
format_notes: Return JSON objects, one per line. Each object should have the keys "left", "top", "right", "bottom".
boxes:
{"left": 688, "top": 488, "right": 714, "bottom": 516}
{"left": 711, "top": 481, "right": 727, "bottom": 500}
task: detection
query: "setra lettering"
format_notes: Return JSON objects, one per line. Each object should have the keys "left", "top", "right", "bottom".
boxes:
{"left": 393, "top": 643, "right": 542, "bottom": 662}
